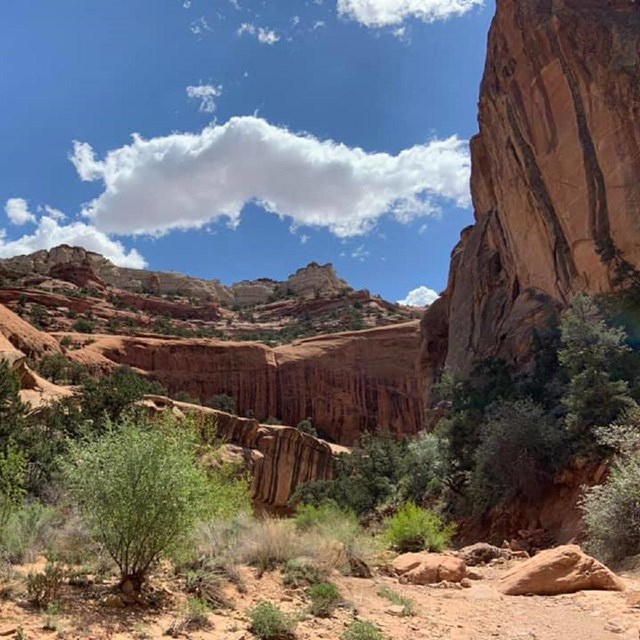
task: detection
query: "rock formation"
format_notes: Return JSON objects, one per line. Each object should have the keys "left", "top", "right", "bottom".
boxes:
{"left": 422, "top": 0, "right": 640, "bottom": 387}
{"left": 66, "top": 320, "right": 424, "bottom": 445}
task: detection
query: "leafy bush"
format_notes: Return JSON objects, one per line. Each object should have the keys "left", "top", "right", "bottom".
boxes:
{"left": 184, "top": 597, "right": 212, "bottom": 629}
{"left": 71, "top": 318, "right": 95, "bottom": 334}
{"left": 342, "top": 620, "right": 385, "bottom": 640}
{"left": 581, "top": 455, "right": 640, "bottom": 562}
{"left": 307, "top": 582, "right": 341, "bottom": 617}
{"left": 383, "top": 503, "right": 454, "bottom": 553}
{"left": 249, "top": 601, "right": 297, "bottom": 639}
{"left": 64, "top": 415, "right": 212, "bottom": 590}
{"left": 0, "top": 447, "right": 26, "bottom": 529}
{"left": 468, "top": 400, "right": 567, "bottom": 510}
{"left": 377, "top": 585, "right": 414, "bottom": 616}
{"left": 207, "top": 394, "right": 236, "bottom": 414}
{"left": 398, "top": 431, "right": 448, "bottom": 505}
{"left": 296, "top": 419, "right": 317, "bottom": 437}
{"left": 36, "top": 354, "right": 87, "bottom": 385}
{"left": 294, "top": 502, "right": 351, "bottom": 532}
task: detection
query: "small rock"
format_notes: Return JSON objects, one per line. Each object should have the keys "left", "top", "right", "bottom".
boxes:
{"left": 101, "top": 593, "right": 126, "bottom": 608}
{"left": 0, "top": 628, "right": 17, "bottom": 637}
{"left": 460, "top": 578, "right": 472, "bottom": 588}
{"left": 386, "top": 604, "right": 407, "bottom": 616}
{"left": 466, "top": 569, "right": 483, "bottom": 581}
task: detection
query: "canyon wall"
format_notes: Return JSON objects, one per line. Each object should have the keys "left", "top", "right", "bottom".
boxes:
{"left": 69, "top": 321, "right": 424, "bottom": 446}
{"left": 423, "top": 0, "right": 640, "bottom": 387}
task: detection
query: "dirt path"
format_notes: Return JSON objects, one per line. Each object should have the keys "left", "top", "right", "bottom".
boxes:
{"left": 1, "top": 560, "right": 639, "bottom": 640}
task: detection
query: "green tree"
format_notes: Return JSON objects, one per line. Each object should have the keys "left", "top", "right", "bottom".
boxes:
{"left": 0, "top": 361, "right": 27, "bottom": 450}
{"left": 64, "top": 415, "right": 212, "bottom": 590}
{"left": 0, "top": 446, "right": 26, "bottom": 528}
{"left": 559, "top": 294, "right": 635, "bottom": 438}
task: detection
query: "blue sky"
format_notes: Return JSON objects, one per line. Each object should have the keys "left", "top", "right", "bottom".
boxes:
{"left": 0, "top": 0, "right": 493, "bottom": 305}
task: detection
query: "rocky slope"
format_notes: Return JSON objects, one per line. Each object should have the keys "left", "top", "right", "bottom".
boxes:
{"left": 422, "top": 0, "right": 640, "bottom": 389}
{"left": 64, "top": 321, "right": 424, "bottom": 445}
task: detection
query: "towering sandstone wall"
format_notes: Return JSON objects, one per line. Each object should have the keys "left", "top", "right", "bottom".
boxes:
{"left": 69, "top": 321, "right": 424, "bottom": 446}
{"left": 423, "top": 0, "right": 640, "bottom": 388}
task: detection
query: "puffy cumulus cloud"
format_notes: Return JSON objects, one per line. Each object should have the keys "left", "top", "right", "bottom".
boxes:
{"left": 0, "top": 215, "right": 146, "bottom": 268}
{"left": 186, "top": 83, "right": 223, "bottom": 113}
{"left": 337, "top": 0, "right": 483, "bottom": 27}
{"left": 397, "top": 285, "right": 439, "bottom": 307}
{"left": 5, "top": 198, "right": 36, "bottom": 225}
{"left": 71, "top": 116, "right": 471, "bottom": 238}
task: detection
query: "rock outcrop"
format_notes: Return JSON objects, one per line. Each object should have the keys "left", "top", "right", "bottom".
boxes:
{"left": 499, "top": 545, "right": 625, "bottom": 596}
{"left": 143, "top": 396, "right": 341, "bottom": 509}
{"left": 67, "top": 321, "right": 424, "bottom": 445}
{"left": 422, "top": 0, "right": 640, "bottom": 386}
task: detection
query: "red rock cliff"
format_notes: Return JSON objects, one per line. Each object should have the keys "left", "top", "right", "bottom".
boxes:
{"left": 423, "top": 0, "right": 640, "bottom": 387}
{"left": 70, "top": 321, "right": 423, "bottom": 446}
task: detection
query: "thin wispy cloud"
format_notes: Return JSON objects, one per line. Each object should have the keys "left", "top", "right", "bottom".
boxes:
{"left": 69, "top": 116, "right": 471, "bottom": 239}
{"left": 186, "top": 83, "right": 223, "bottom": 113}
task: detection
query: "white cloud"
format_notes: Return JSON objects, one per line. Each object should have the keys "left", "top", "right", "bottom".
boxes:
{"left": 186, "top": 83, "right": 223, "bottom": 113}
{"left": 0, "top": 215, "right": 146, "bottom": 268}
{"left": 337, "top": 0, "right": 483, "bottom": 27}
{"left": 5, "top": 198, "right": 35, "bottom": 225}
{"left": 190, "top": 17, "right": 211, "bottom": 35}
{"left": 351, "top": 244, "right": 369, "bottom": 261}
{"left": 71, "top": 116, "right": 471, "bottom": 239}
{"left": 397, "top": 286, "right": 439, "bottom": 307}
{"left": 237, "top": 23, "right": 280, "bottom": 44}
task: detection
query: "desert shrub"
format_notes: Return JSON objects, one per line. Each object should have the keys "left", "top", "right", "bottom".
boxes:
{"left": 0, "top": 447, "right": 26, "bottom": 529}
{"left": 377, "top": 585, "right": 415, "bottom": 616}
{"left": 64, "top": 415, "right": 212, "bottom": 590}
{"left": 342, "top": 620, "right": 385, "bottom": 640}
{"left": 81, "top": 365, "right": 164, "bottom": 427}
{"left": 237, "top": 518, "right": 299, "bottom": 575}
{"left": 307, "top": 582, "right": 341, "bottom": 617}
{"left": 0, "top": 361, "right": 27, "bottom": 450}
{"left": 249, "top": 601, "right": 297, "bottom": 639}
{"left": 184, "top": 597, "right": 212, "bottom": 629}
{"left": 0, "top": 502, "right": 59, "bottom": 564}
{"left": 207, "top": 394, "right": 236, "bottom": 414}
{"left": 26, "top": 561, "right": 65, "bottom": 607}
{"left": 581, "top": 455, "right": 640, "bottom": 562}
{"left": 264, "top": 417, "right": 283, "bottom": 425}
{"left": 294, "top": 502, "right": 351, "bottom": 532}
{"left": 282, "top": 558, "right": 329, "bottom": 587}
{"left": 468, "top": 400, "right": 568, "bottom": 510}
{"left": 296, "top": 419, "right": 317, "bottom": 437}
{"left": 36, "top": 354, "right": 88, "bottom": 385}
{"left": 71, "top": 318, "right": 95, "bottom": 334}
{"left": 398, "top": 431, "right": 448, "bottom": 505}
{"left": 383, "top": 503, "right": 454, "bottom": 553}
{"left": 184, "top": 566, "right": 235, "bottom": 610}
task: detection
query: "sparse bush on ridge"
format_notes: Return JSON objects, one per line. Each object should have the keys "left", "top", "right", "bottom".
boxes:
{"left": 342, "top": 620, "right": 385, "bottom": 640}
{"left": 307, "top": 581, "right": 341, "bottom": 617}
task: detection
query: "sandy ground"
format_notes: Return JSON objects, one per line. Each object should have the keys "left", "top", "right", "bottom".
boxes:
{"left": 1, "top": 559, "right": 640, "bottom": 640}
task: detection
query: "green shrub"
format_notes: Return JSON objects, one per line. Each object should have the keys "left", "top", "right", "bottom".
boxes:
{"left": 294, "top": 502, "right": 351, "bottom": 532}
{"left": 383, "top": 503, "right": 454, "bottom": 553}
{"left": 184, "top": 597, "right": 212, "bottom": 629}
{"left": 377, "top": 585, "right": 415, "bottom": 616}
{"left": 26, "top": 561, "right": 65, "bottom": 607}
{"left": 282, "top": 558, "right": 328, "bottom": 587}
{"left": 0, "top": 447, "right": 26, "bottom": 529}
{"left": 581, "top": 455, "right": 640, "bottom": 562}
{"left": 248, "top": 601, "right": 297, "bottom": 639}
{"left": 64, "top": 415, "right": 212, "bottom": 590}
{"left": 296, "top": 419, "right": 317, "bottom": 437}
{"left": 0, "top": 502, "right": 58, "bottom": 564}
{"left": 342, "top": 620, "right": 385, "bottom": 640}
{"left": 207, "top": 394, "right": 236, "bottom": 414}
{"left": 307, "top": 582, "right": 341, "bottom": 617}
{"left": 71, "top": 318, "right": 95, "bottom": 334}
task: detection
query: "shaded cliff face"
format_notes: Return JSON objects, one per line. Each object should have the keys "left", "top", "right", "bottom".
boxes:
{"left": 423, "top": 0, "right": 640, "bottom": 383}
{"left": 68, "top": 321, "right": 424, "bottom": 446}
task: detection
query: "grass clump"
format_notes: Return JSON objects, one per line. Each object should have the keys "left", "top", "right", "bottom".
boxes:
{"left": 282, "top": 558, "right": 328, "bottom": 587}
{"left": 377, "top": 585, "right": 415, "bottom": 616}
{"left": 342, "top": 620, "right": 385, "bottom": 640}
{"left": 383, "top": 503, "right": 454, "bottom": 553}
{"left": 249, "top": 601, "right": 297, "bottom": 639}
{"left": 307, "top": 581, "right": 341, "bottom": 617}
{"left": 238, "top": 518, "right": 299, "bottom": 575}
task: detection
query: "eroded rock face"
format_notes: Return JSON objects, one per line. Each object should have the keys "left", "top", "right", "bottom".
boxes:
{"left": 423, "top": 0, "right": 640, "bottom": 385}
{"left": 68, "top": 321, "right": 424, "bottom": 446}
{"left": 499, "top": 545, "right": 625, "bottom": 596}
{"left": 142, "top": 396, "right": 339, "bottom": 509}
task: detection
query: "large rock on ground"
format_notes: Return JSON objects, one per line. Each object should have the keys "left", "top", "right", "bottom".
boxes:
{"left": 393, "top": 553, "right": 467, "bottom": 585}
{"left": 499, "top": 545, "right": 625, "bottom": 596}
{"left": 422, "top": 0, "right": 640, "bottom": 387}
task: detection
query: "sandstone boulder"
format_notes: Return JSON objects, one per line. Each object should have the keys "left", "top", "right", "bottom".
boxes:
{"left": 457, "top": 543, "right": 505, "bottom": 567}
{"left": 499, "top": 545, "right": 625, "bottom": 596}
{"left": 393, "top": 553, "right": 467, "bottom": 585}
